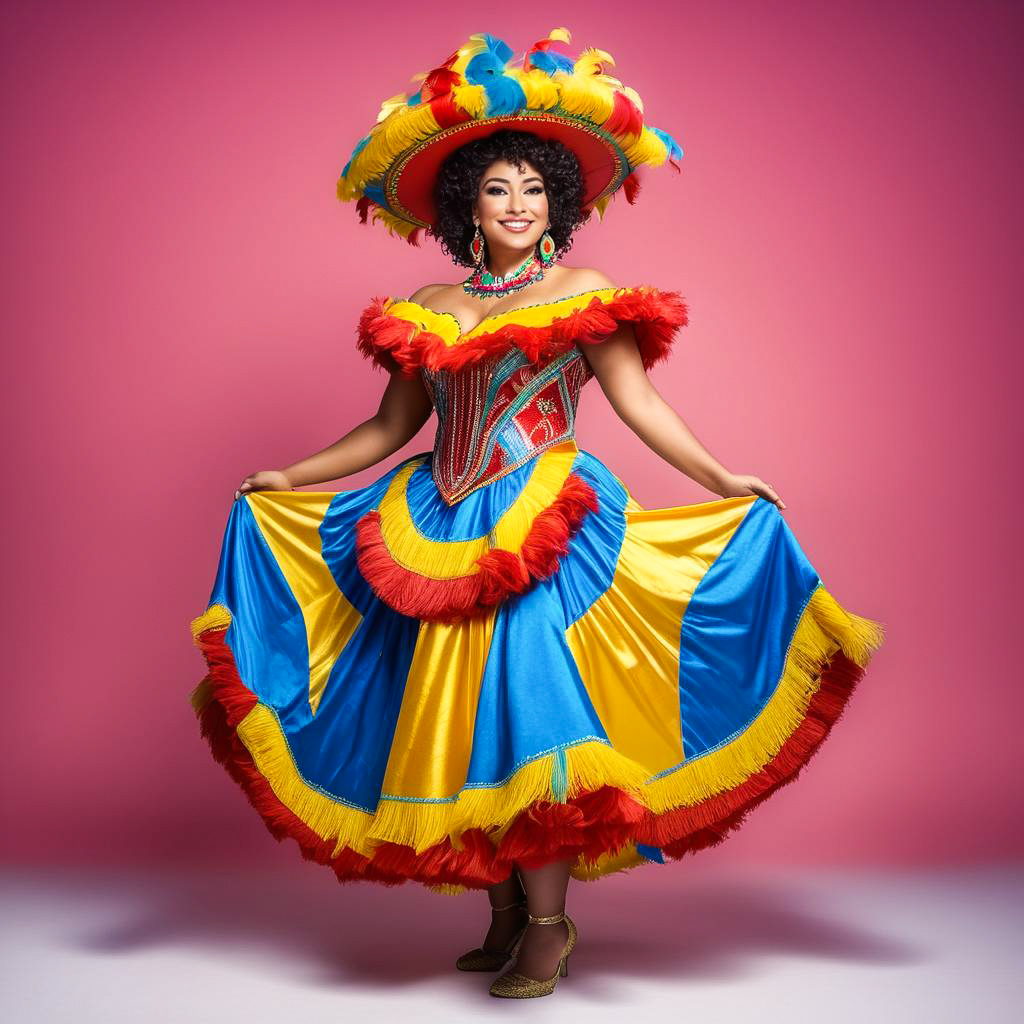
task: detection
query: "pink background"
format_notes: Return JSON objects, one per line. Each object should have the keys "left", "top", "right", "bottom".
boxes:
{"left": 3, "top": 1, "right": 1020, "bottom": 871}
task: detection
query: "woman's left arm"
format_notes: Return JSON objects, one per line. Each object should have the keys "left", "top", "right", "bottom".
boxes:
{"left": 580, "top": 322, "right": 787, "bottom": 511}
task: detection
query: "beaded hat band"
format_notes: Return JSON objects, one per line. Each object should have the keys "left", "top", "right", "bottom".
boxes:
{"left": 336, "top": 28, "right": 684, "bottom": 246}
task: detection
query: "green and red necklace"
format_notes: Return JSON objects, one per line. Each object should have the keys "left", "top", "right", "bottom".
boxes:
{"left": 462, "top": 251, "right": 547, "bottom": 298}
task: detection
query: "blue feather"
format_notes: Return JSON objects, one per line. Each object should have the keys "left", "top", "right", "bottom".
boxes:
{"left": 650, "top": 126, "right": 684, "bottom": 160}
{"left": 342, "top": 134, "right": 372, "bottom": 178}
{"left": 465, "top": 51, "right": 526, "bottom": 115}
{"left": 529, "top": 51, "right": 574, "bottom": 76}
{"left": 485, "top": 76, "right": 528, "bottom": 116}
{"left": 362, "top": 183, "right": 391, "bottom": 209}
{"left": 475, "top": 33, "right": 514, "bottom": 64}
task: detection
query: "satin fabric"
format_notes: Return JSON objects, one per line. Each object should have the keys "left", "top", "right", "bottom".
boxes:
{"left": 205, "top": 445, "right": 812, "bottom": 819}
{"left": 191, "top": 284, "right": 884, "bottom": 886}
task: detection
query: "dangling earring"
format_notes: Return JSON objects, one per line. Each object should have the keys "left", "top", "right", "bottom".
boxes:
{"left": 537, "top": 227, "right": 556, "bottom": 266}
{"left": 469, "top": 223, "right": 485, "bottom": 265}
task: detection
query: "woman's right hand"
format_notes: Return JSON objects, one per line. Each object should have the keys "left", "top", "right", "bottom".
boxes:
{"left": 235, "top": 470, "right": 293, "bottom": 501}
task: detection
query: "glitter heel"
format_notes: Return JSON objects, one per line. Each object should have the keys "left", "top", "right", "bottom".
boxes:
{"left": 455, "top": 898, "right": 529, "bottom": 972}
{"left": 488, "top": 911, "right": 577, "bottom": 998}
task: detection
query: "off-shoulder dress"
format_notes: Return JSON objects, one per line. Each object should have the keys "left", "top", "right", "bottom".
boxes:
{"left": 188, "top": 284, "right": 885, "bottom": 893}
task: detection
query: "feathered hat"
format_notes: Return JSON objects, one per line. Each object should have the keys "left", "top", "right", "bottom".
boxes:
{"left": 336, "top": 27, "right": 684, "bottom": 246}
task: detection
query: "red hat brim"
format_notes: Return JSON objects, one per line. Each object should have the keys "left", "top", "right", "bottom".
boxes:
{"left": 383, "top": 112, "right": 629, "bottom": 229}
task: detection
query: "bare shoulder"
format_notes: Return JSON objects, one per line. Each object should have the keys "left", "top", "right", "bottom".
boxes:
{"left": 407, "top": 282, "right": 454, "bottom": 305}
{"left": 558, "top": 266, "right": 616, "bottom": 292}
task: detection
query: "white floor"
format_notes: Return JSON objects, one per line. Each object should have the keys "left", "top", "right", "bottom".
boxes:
{"left": 1, "top": 861, "right": 1020, "bottom": 1023}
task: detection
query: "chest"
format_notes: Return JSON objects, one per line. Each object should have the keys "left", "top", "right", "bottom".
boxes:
{"left": 420, "top": 347, "right": 592, "bottom": 422}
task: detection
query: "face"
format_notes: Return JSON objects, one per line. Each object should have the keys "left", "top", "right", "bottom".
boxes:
{"left": 472, "top": 159, "right": 550, "bottom": 254}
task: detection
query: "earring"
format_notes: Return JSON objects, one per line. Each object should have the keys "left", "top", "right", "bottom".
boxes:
{"left": 469, "top": 223, "right": 485, "bottom": 265}
{"left": 538, "top": 227, "right": 556, "bottom": 266}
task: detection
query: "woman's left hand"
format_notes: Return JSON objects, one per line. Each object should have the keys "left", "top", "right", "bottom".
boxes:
{"left": 715, "top": 472, "right": 787, "bottom": 510}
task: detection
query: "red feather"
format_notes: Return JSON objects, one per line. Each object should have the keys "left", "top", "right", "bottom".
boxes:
{"left": 605, "top": 90, "right": 645, "bottom": 139}
{"left": 622, "top": 172, "right": 642, "bottom": 205}
{"left": 356, "top": 287, "right": 689, "bottom": 378}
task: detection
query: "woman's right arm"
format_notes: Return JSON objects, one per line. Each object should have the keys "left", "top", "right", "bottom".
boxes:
{"left": 235, "top": 370, "right": 434, "bottom": 498}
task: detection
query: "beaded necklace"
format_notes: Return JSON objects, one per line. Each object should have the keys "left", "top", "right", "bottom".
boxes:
{"left": 462, "top": 252, "right": 545, "bottom": 298}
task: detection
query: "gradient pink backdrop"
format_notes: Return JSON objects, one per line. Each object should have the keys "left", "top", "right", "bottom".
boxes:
{"left": 3, "top": 0, "right": 1020, "bottom": 871}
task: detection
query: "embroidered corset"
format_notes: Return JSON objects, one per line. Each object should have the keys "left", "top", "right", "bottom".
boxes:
{"left": 356, "top": 285, "right": 690, "bottom": 505}
{"left": 419, "top": 348, "right": 591, "bottom": 503}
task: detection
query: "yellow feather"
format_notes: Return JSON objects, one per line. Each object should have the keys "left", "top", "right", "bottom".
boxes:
{"left": 622, "top": 127, "right": 669, "bottom": 168}
{"left": 451, "top": 82, "right": 487, "bottom": 118}
{"left": 622, "top": 84, "right": 645, "bottom": 115}
{"left": 344, "top": 104, "right": 442, "bottom": 187}
{"left": 369, "top": 205, "right": 420, "bottom": 240}
{"left": 556, "top": 68, "right": 616, "bottom": 124}
{"left": 336, "top": 30, "right": 685, "bottom": 228}
{"left": 573, "top": 46, "right": 617, "bottom": 75}
{"left": 509, "top": 67, "right": 560, "bottom": 110}
{"left": 376, "top": 92, "right": 410, "bottom": 125}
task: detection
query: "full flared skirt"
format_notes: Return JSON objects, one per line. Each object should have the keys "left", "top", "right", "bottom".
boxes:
{"left": 189, "top": 442, "right": 885, "bottom": 893}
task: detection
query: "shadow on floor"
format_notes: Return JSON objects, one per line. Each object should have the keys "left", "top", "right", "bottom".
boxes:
{"left": 34, "top": 861, "right": 921, "bottom": 990}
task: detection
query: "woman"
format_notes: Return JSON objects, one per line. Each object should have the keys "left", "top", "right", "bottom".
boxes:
{"left": 191, "top": 30, "right": 885, "bottom": 999}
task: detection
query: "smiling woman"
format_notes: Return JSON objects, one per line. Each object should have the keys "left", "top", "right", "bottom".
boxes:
{"left": 193, "top": 28, "right": 885, "bottom": 1000}
{"left": 431, "top": 128, "right": 588, "bottom": 283}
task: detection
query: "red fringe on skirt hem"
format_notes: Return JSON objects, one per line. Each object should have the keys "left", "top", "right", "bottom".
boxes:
{"left": 193, "top": 625, "right": 865, "bottom": 890}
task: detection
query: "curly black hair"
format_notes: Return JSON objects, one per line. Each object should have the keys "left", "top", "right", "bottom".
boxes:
{"left": 429, "top": 129, "right": 590, "bottom": 268}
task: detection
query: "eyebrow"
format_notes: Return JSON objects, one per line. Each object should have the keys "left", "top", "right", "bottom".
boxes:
{"left": 482, "top": 176, "right": 544, "bottom": 186}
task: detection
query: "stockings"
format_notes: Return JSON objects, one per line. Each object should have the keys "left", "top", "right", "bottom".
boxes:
{"left": 484, "top": 858, "right": 572, "bottom": 980}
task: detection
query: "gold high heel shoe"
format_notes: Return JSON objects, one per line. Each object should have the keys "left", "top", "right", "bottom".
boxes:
{"left": 454, "top": 898, "right": 529, "bottom": 971}
{"left": 488, "top": 911, "right": 577, "bottom": 998}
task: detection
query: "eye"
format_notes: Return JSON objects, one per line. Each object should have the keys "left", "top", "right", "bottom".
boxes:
{"left": 484, "top": 185, "right": 544, "bottom": 195}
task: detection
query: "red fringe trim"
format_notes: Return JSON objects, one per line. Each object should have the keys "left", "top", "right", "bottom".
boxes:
{"left": 356, "top": 286, "right": 689, "bottom": 378}
{"left": 192, "top": 624, "right": 866, "bottom": 891}
{"left": 353, "top": 470, "right": 599, "bottom": 623}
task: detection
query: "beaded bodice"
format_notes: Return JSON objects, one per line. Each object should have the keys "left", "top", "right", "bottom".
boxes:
{"left": 355, "top": 284, "right": 690, "bottom": 505}
{"left": 420, "top": 346, "right": 592, "bottom": 504}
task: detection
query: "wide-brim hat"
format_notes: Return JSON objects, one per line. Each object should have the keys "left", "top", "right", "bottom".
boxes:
{"left": 336, "top": 28, "right": 684, "bottom": 245}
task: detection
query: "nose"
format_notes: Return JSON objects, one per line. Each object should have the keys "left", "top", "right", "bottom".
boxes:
{"left": 504, "top": 190, "right": 530, "bottom": 215}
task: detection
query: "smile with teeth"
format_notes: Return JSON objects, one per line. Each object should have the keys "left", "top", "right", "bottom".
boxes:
{"left": 499, "top": 219, "right": 533, "bottom": 232}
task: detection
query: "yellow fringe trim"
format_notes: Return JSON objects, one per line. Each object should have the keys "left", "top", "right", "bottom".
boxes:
{"left": 643, "top": 585, "right": 885, "bottom": 811}
{"left": 374, "top": 443, "right": 578, "bottom": 579}
{"left": 189, "top": 606, "right": 229, "bottom": 712}
{"left": 425, "top": 882, "right": 471, "bottom": 896}
{"left": 191, "top": 603, "right": 231, "bottom": 641}
{"left": 190, "top": 675, "right": 213, "bottom": 714}
{"left": 571, "top": 843, "right": 648, "bottom": 881}
{"left": 191, "top": 584, "right": 884, "bottom": 863}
